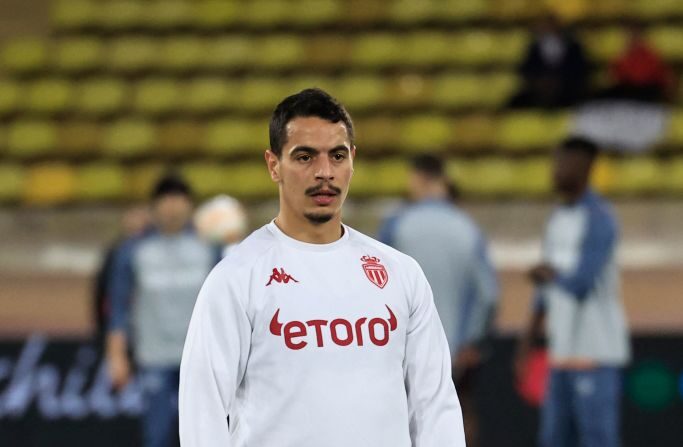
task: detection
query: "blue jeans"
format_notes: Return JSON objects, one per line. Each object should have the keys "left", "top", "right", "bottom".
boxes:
{"left": 140, "top": 367, "right": 180, "bottom": 447}
{"left": 540, "top": 367, "right": 622, "bottom": 447}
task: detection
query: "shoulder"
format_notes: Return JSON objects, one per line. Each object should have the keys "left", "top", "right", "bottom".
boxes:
{"left": 583, "top": 193, "right": 618, "bottom": 232}
{"left": 347, "top": 226, "right": 423, "bottom": 276}
{"left": 211, "top": 224, "right": 278, "bottom": 277}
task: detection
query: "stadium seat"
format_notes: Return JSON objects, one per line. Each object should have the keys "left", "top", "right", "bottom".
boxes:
{"left": 351, "top": 159, "right": 409, "bottom": 196}
{"left": 133, "top": 78, "right": 182, "bottom": 115}
{"left": 75, "top": 163, "right": 125, "bottom": 201}
{"left": 385, "top": 74, "right": 432, "bottom": 108}
{"left": 1, "top": 38, "right": 47, "bottom": 73}
{"left": 451, "top": 114, "right": 497, "bottom": 150}
{"left": 25, "top": 79, "right": 74, "bottom": 114}
{"left": 497, "top": 112, "right": 569, "bottom": 151}
{"left": 581, "top": 28, "right": 627, "bottom": 62}
{"left": 448, "top": 30, "right": 527, "bottom": 66}
{"left": 290, "top": 0, "right": 341, "bottom": 26}
{"left": 353, "top": 117, "right": 399, "bottom": 151}
{"left": 201, "top": 36, "right": 254, "bottom": 70}
{"left": 146, "top": 0, "right": 193, "bottom": 30}
{"left": 204, "top": 118, "right": 268, "bottom": 155}
{"left": 631, "top": 0, "right": 683, "bottom": 19}
{"left": 489, "top": 0, "right": 540, "bottom": 20}
{"left": 648, "top": 27, "right": 683, "bottom": 60}
{"left": 23, "top": 163, "right": 76, "bottom": 205}
{"left": 334, "top": 75, "right": 387, "bottom": 111}
{"left": 663, "top": 157, "right": 683, "bottom": 194}
{"left": 221, "top": 163, "right": 275, "bottom": 198}
{"left": 515, "top": 158, "right": 552, "bottom": 196}
{"left": 304, "top": 35, "right": 350, "bottom": 68}
{"left": 157, "top": 121, "right": 205, "bottom": 156}
{"left": 611, "top": 157, "right": 664, "bottom": 195}
{"left": 402, "top": 32, "right": 452, "bottom": 67}
{"left": 388, "top": 0, "right": 439, "bottom": 24}
{"left": 52, "top": 0, "right": 97, "bottom": 30}
{"left": 160, "top": 37, "right": 206, "bottom": 73}
{"left": 0, "top": 164, "right": 24, "bottom": 202}
{"left": 590, "top": 156, "right": 617, "bottom": 194}
{"left": 398, "top": 116, "right": 452, "bottom": 152}
{"left": 124, "top": 163, "right": 166, "bottom": 200}
{"left": 289, "top": 76, "right": 336, "bottom": 95}
{"left": 453, "top": 157, "right": 519, "bottom": 197}
{"left": 664, "top": 109, "right": 683, "bottom": 145}
{"left": 192, "top": 1, "right": 240, "bottom": 29}
{"left": 58, "top": 121, "right": 103, "bottom": 157}
{"left": 350, "top": 34, "right": 405, "bottom": 68}
{"left": 243, "top": 0, "right": 291, "bottom": 27}
{"left": 0, "top": 79, "right": 22, "bottom": 117}
{"left": 343, "top": 0, "right": 386, "bottom": 24}
{"left": 439, "top": 0, "right": 488, "bottom": 21}
{"left": 237, "top": 78, "right": 295, "bottom": 112}
{"left": 7, "top": 121, "right": 57, "bottom": 158}
{"left": 430, "top": 74, "right": 485, "bottom": 109}
{"left": 53, "top": 38, "right": 104, "bottom": 73}
{"left": 102, "top": 119, "right": 156, "bottom": 158}
{"left": 184, "top": 78, "right": 240, "bottom": 114}
{"left": 75, "top": 78, "right": 128, "bottom": 116}
{"left": 108, "top": 37, "right": 160, "bottom": 73}
{"left": 252, "top": 35, "right": 306, "bottom": 69}
{"left": 98, "top": 0, "right": 146, "bottom": 30}
{"left": 479, "top": 73, "right": 518, "bottom": 107}
{"left": 181, "top": 163, "right": 231, "bottom": 199}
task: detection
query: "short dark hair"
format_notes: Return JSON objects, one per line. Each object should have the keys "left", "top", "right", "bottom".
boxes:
{"left": 411, "top": 153, "right": 446, "bottom": 179}
{"left": 269, "top": 88, "right": 354, "bottom": 157}
{"left": 558, "top": 136, "right": 599, "bottom": 160}
{"left": 151, "top": 173, "right": 192, "bottom": 200}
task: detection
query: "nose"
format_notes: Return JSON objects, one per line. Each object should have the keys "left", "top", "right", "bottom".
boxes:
{"left": 314, "top": 156, "right": 334, "bottom": 182}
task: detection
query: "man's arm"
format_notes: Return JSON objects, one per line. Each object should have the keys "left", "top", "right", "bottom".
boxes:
{"left": 179, "top": 265, "right": 251, "bottom": 447}
{"left": 404, "top": 263, "right": 466, "bottom": 447}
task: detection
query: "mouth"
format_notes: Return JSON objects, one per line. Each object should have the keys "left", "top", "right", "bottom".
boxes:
{"left": 309, "top": 190, "right": 338, "bottom": 206}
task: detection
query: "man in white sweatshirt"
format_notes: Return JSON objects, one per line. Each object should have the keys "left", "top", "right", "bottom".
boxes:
{"left": 179, "top": 88, "right": 465, "bottom": 447}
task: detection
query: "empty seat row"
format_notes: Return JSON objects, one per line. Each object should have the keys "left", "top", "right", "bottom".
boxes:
{"left": 0, "top": 73, "right": 519, "bottom": 116}
{"left": 51, "top": 0, "right": 683, "bottom": 32}
{"left": 3, "top": 155, "right": 682, "bottom": 205}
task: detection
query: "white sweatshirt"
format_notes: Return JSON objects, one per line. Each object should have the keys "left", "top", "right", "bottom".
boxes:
{"left": 179, "top": 221, "right": 465, "bottom": 447}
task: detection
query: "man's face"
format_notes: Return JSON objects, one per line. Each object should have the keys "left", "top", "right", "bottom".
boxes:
{"left": 553, "top": 149, "right": 592, "bottom": 196}
{"left": 265, "top": 116, "right": 355, "bottom": 225}
{"left": 153, "top": 193, "right": 193, "bottom": 234}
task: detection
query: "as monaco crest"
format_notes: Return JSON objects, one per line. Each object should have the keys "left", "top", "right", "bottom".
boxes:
{"left": 361, "top": 255, "right": 388, "bottom": 289}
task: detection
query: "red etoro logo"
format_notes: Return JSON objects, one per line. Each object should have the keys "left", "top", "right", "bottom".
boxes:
{"left": 269, "top": 305, "right": 398, "bottom": 351}
{"left": 266, "top": 268, "right": 299, "bottom": 286}
{"left": 361, "top": 255, "right": 388, "bottom": 289}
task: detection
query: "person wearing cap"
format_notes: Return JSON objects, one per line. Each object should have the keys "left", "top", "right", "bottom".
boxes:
{"left": 106, "top": 173, "right": 220, "bottom": 447}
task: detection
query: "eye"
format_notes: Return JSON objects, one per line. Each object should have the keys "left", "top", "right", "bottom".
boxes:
{"left": 297, "top": 154, "right": 312, "bottom": 162}
{"left": 332, "top": 152, "right": 346, "bottom": 161}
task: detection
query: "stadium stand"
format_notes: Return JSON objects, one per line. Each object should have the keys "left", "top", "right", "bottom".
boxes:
{"left": 0, "top": 0, "right": 681, "bottom": 205}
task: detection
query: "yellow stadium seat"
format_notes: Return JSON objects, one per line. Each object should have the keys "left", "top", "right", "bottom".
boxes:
{"left": 351, "top": 159, "right": 410, "bottom": 197}
{"left": 334, "top": 75, "right": 387, "bottom": 112}
{"left": 7, "top": 121, "right": 57, "bottom": 158}
{"left": 431, "top": 74, "right": 485, "bottom": 109}
{"left": 451, "top": 157, "right": 518, "bottom": 197}
{"left": 0, "top": 164, "right": 24, "bottom": 202}
{"left": 388, "top": 0, "right": 439, "bottom": 24}
{"left": 204, "top": 119, "right": 268, "bottom": 155}
{"left": 451, "top": 114, "right": 496, "bottom": 150}
{"left": 398, "top": 116, "right": 452, "bottom": 152}
{"left": 160, "top": 37, "right": 206, "bottom": 73}
{"left": 385, "top": 74, "right": 432, "bottom": 108}
{"left": 184, "top": 78, "right": 240, "bottom": 114}
{"left": 351, "top": 34, "right": 405, "bottom": 68}
{"left": 289, "top": 76, "right": 336, "bottom": 94}
{"left": 158, "top": 121, "right": 204, "bottom": 156}
{"left": 448, "top": 30, "right": 527, "bottom": 66}
{"left": 237, "top": 79, "right": 295, "bottom": 112}
{"left": 1, "top": 38, "right": 47, "bottom": 73}
{"left": 221, "top": 163, "right": 275, "bottom": 198}
{"left": 243, "top": 0, "right": 291, "bottom": 27}
{"left": 648, "top": 27, "right": 683, "bottom": 60}
{"left": 23, "top": 163, "right": 76, "bottom": 205}
{"left": 480, "top": 73, "right": 518, "bottom": 107}
{"left": 133, "top": 78, "right": 181, "bottom": 115}
{"left": 665, "top": 109, "right": 683, "bottom": 145}
{"left": 516, "top": 158, "right": 552, "bottom": 197}
{"left": 58, "top": 121, "right": 102, "bottom": 157}
{"left": 52, "top": 0, "right": 97, "bottom": 30}
{"left": 108, "top": 37, "right": 160, "bottom": 73}
{"left": 25, "top": 79, "right": 74, "bottom": 114}
{"left": 193, "top": 1, "right": 240, "bottom": 29}
{"left": 145, "top": 0, "right": 193, "bottom": 30}
{"left": 581, "top": 28, "right": 627, "bottom": 63}
{"left": 76, "top": 78, "right": 128, "bottom": 116}
{"left": 98, "top": 0, "right": 146, "bottom": 30}
{"left": 102, "top": 119, "right": 156, "bottom": 158}
{"left": 54, "top": 38, "right": 104, "bottom": 73}
{"left": 497, "top": 112, "right": 569, "bottom": 151}
{"left": 181, "top": 163, "right": 230, "bottom": 199}
{"left": 402, "top": 32, "right": 452, "bottom": 67}
{"left": 439, "top": 0, "right": 488, "bottom": 21}
{"left": 353, "top": 117, "right": 399, "bottom": 151}
{"left": 290, "top": 0, "right": 341, "bottom": 26}
{"left": 344, "top": 0, "right": 386, "bottom": 24}
{"left": 305, "top": 35, "right": 351, "bottom": 68}
{"left": 611, "top": 157, "right": 664, "bottom": 195}
{"left": 202, "top": 36, "right": 254, "bottom": 70}
{"left": 663, "top": 157, "right": 683, "bottom": 194}
{"left": 253, "top": 36, "right": 305, "bottom": 69}
{"left": 590, "top": 156, "right": 617, "bottom": 195}
{"left": 0, "top": 79, "right": 22, "bottom": 116}
{"left": 76, "top": 163, "right": 125, "bottom": 201}
{"left": 490, "top": 0, "right": 540, "bottom": 20}
{"left": 124, "top": 163, "right": 166, "bottom": 200}
{"left": 631, "top": 0, "right": 683, "bottom": 19}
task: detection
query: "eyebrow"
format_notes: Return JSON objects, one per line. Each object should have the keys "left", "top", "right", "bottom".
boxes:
{"left": 288, "top": 145, "right": 351, "bottom": 156}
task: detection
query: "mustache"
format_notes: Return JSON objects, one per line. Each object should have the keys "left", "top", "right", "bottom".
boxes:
{"left": 305, "top": 184, "right": 342, "bottom": 196}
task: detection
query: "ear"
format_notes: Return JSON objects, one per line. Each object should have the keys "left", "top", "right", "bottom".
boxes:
{"left": 264, "top": 149, "right": 281, "bottom": 182}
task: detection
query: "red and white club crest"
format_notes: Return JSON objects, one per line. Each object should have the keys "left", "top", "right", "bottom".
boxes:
{"left": 361, "top": 255, "right": 389, "bottom": 289}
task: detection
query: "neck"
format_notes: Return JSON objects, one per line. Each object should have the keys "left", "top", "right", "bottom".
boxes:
{"left": 561, "top": 185, "right": 588, "bottom": 205}
{"left": 415, "top": 182, "right": 448, "bottom": 202}
{"left": 274, "top": 207, "right": 343, "bottom": 244}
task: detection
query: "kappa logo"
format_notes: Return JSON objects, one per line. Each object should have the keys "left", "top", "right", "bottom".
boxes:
{"left": 361, "top": 255, "right": 388, "bottom": 289}
{"left": 266, "top": 268, "right": 299, "bottom": 286}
